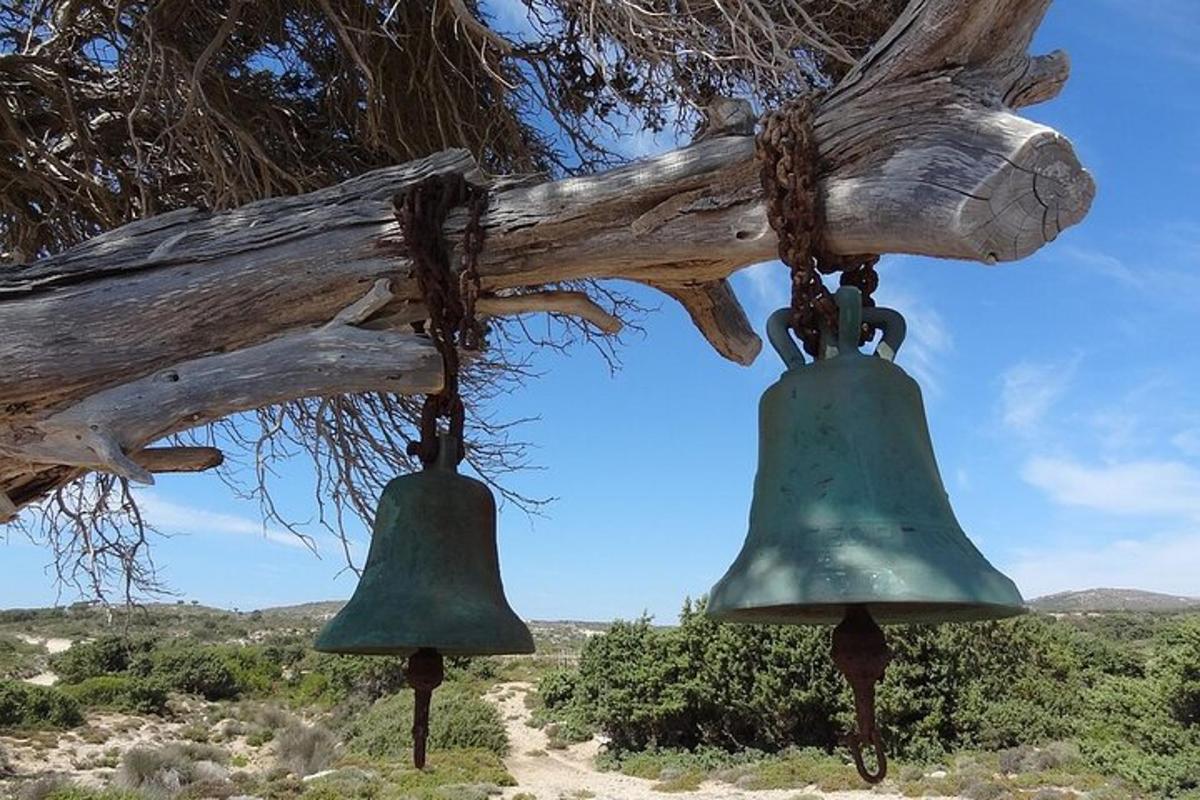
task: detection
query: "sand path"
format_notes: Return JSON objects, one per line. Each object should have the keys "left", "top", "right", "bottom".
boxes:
{"left": 15, "top": 634, "right": 73, "bottom": 686}
{"left": 485, "top": 682, "right": 902, "bottom": 800}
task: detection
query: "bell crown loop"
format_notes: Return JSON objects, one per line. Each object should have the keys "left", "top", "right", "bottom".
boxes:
{"left": 767, "top": 287, "right": 906, "bottom": 369}
{"left": 431, "top": 432, "right": 462, "bottom": 472}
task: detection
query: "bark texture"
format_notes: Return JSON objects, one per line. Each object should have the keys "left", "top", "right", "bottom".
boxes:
{"left": 0, "top": 0, "right": 1094, "bottom": 517}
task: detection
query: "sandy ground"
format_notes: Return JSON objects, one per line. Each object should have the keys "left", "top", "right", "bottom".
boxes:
{"left": 485, "top": 682, "right": 906, "bottom": 800}
{"left": 16, "top": 634, "right": 73, "bottom": 686}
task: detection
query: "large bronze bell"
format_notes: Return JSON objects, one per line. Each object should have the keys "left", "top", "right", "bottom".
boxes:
{"left": 707, "top": 286, "right": 1024, "bottom": 783}
{"left": 315, "top": 434, "right": 533, "bottom": 766}
{"left": 708, "top": 286, "right": 1024, "bottom": 625}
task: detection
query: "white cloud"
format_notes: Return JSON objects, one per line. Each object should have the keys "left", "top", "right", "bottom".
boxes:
{"left": 886, "top": 293, "right": 952, "bottom": 397}
{"left": 999, "top": 360, "right": 1076, "bottom": 434}
{"left": 135, "top": 492, "right": 313, "bottom": 550}
{"left": 1006, "top": 529, "right": 1200, "bottom": 599}
{"left": 1021, "top": 456, "right": 1200, "bottom": 520}
{"left": 735, "top": 261, "right": 789, "bottom": 318}
{"left": 1059, "top": 244, "right": 1141, "bottom": 287}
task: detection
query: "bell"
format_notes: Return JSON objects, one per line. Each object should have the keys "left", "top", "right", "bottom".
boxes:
{"left": 708, "top": 286, "right": 1025, "bottom": 626}
{"left": 315, "top": 434, "right": 533, "bottom": 768}
{"left": 315, "top": 435, "right": 534, "bottom": 656}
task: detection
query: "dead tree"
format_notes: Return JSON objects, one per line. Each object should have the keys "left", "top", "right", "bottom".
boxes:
{"left": 0, "top": 0, "right": 1093, "bottom": 529}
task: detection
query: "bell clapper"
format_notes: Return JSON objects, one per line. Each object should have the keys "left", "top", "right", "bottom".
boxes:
{"left": 831, "top": 606, "right": 891, "bottom": 784}
{"left": 407, "top": 648, "right": 445, "bottom": 769}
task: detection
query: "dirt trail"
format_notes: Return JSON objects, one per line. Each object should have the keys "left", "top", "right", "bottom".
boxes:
{"left": 16, "top": 633, "right": 73, "bottom": 686}
{"left": 485, "top": 682, "right": 905, "bottom": 800}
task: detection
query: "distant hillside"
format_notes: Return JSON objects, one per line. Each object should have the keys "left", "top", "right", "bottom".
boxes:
{"left": 1030, "top": 588, "right": 1200, "bottom": 613}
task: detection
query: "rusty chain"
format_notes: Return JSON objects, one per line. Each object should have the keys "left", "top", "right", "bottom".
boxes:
{"left": 756, "top": 97, "right": 881, "bottom": 358}
{"left": 759, "top": 98, "right": 890, "bottom": 784}
{"left": 393, "top": 173, "right": 489, "bottom": 466}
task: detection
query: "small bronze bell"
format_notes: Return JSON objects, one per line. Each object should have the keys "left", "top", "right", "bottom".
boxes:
{"left": 315, "top": 434, "right": 533, "bottom": 767}
{"left": 708, "top": 286, "right": 1024, "bottom": 781}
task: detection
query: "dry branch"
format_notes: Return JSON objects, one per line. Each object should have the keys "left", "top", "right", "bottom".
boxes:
{"left": 0, "top": 0, "right": 1094, "bottom": 519}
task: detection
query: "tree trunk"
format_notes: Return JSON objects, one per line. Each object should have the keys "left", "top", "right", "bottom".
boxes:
{"left": 0, "top": 0, "right": 1095, "bottom": 518}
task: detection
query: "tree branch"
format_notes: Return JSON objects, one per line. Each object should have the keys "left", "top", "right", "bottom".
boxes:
{"left": 0, "top": 0, "right": 1094, "bottom": 516}
{"left": 136, "top": 446, "right": 224, "bottom": 474}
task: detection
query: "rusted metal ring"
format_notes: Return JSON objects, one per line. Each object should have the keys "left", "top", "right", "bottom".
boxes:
{"left": 846, "top": 728, "right": 888, "bottom": 784}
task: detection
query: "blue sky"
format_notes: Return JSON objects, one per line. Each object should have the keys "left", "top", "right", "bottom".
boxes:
{"left": 3, "top": 1, "right": 1199, "bottom": 618}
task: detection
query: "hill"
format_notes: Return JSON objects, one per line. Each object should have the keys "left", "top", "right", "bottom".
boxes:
{"left": 1030, "top": 587, "right": 1200, "bottom": 613}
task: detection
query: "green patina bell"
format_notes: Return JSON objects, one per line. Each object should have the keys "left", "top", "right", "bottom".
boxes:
{"left": 315, "top": 435, "right": 534, "bottom": 656}
{"left": 314, "top": 434, "right": 532, "bottom": 769}
{"left": 708, "top": 286, "right": 1025, "bottom": 626}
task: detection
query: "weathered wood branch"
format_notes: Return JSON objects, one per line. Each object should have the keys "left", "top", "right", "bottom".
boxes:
{"left": 136, "top": 446, "right": 225, "bottom": 474}
{"left": 646, "top": 279, "right": 761, "bottom": 365}
{"left": 0, "top": 0, "right": 1094, "bottom": 515}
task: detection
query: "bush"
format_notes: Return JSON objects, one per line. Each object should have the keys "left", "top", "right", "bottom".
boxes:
{"left": 148, "top": 647, "right": 240, "bottom": 700}
{"left": 0, "top": 681, "right": 83, "bottom": 729}
{"left": 0, "top": 634, "right": 44, "bottom": 680}
{"left": 345, "top": 688, "right": 509, "bottom": 758}
{"left": 1153, "top": 617, "right": 1200, "bottom": 727}
{"left": 545, "top": 600, "right": 1096, "bottom": 759}
{"left": 290, "top": 651, "right": 408, "bottom": 706}
{"left": 49, "top": 637, "right": 152, "bottom": 684}
{"left": 15, "top": 777, "right": 143, "bottom": 800}
{"left": 114, "top": 743, "right": 230, "bottom": 797}
{"left": 537, "top": 669, "right": 578, "bottom": 710}
{"left": 276, "top": 722, "right": 337, "bottom": 776}
{"left": 304, "top": 750, "right": 514, "bottom": 799}
{"left": 62, "top": 675, "right": 169, "bottom": 715}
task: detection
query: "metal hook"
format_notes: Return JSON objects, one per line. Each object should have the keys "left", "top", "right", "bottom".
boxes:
{"left": 845, "top": 727, "right": 888, "bottom": 784}
{"left": 831, "top": 606, "right": 891, "bottom": 784}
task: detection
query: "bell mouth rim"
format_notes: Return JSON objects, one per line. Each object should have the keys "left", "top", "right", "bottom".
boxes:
{"left": 707, "top": 600, "right": 1028, "bottom": 626}
{"left": 312, "top": 641, "right": 536, "bottom": 657}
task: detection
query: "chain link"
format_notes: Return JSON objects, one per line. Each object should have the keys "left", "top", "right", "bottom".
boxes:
{"left": 757, "top": 97, "right": 880, "bottom": 358}
{"left": 393, "top": 173, "right": 489, "bottom": 466}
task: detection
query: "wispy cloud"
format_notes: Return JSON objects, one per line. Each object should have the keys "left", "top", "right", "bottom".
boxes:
{"left": 135, "top": 492, "right": 313, "bottom": 550}
{"left": 1007, "top": 528, "right": 1200, "bottom": 599}
{"left": 999, "top": 359, "right": 1076, "bottom": 434}
{"left": 870, "top": 281, "right": 953, "bottom": 397}
{"left": 1021, "top": 456, "right": 1200, "bottom": 520}
{"left": 734, "top": 261, "right": 789, "bottom": 319}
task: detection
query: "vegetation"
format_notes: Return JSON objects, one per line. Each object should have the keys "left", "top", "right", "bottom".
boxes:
{"left": 0, "top": 635, "right": 44, "bottom": 681}
{"left": 2, "top": 601, "right": 1197, "bottom": 799}
{"left": 0, "top": 682, "right": 83, "bottom": 729}
{"left": 344, "top": 688, "right": 510, "bottom": 759}
{"left": 538, "top": 600, "right": 1200, "bottom": 798}
{"left": 276, "top": 722, "right": 338, "bottom": 777}
{"left": 60, "top": 676, "right": 169, "bottom": 715}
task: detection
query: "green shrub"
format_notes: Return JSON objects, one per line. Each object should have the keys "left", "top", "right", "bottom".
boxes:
{"left": 49, "top": 637, "right": 152, "bottom": 684}
{"left": 276, "top": 722, "right": 338, "bottom": 776}
{"left": 15, "top": 777, "right": 144, "bottom": 800}
{"left": 345, "top": 688, "right": 509, "bottom": 758}
{"left": 313, "top": 750, "right": 514, "bottom": 798}
{"left": 1153, "top": 617, "right": 1200, "bottom": 726}
{"left": 0, "top": 681, "right": 82, "bottom": 729}
{"left": 0, "top": 634, "right": 44, "bottom": 680}
{"left": 536, "top": 669, "right": 577, "bottom": 711}
{"left": 62, "top": 675, "right": 169, "bottom": 715}
{"left": 1080, "top": 673, "right": 1200, "bottom": 796}
{"left": 547, "top": 600, "right": 1102, "bottom": 760}
{"left": 148, "top": 647, "right": 240, "bottom": 700}
{"left": 289, "top": 651, "right": 407, "bottom": 706}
